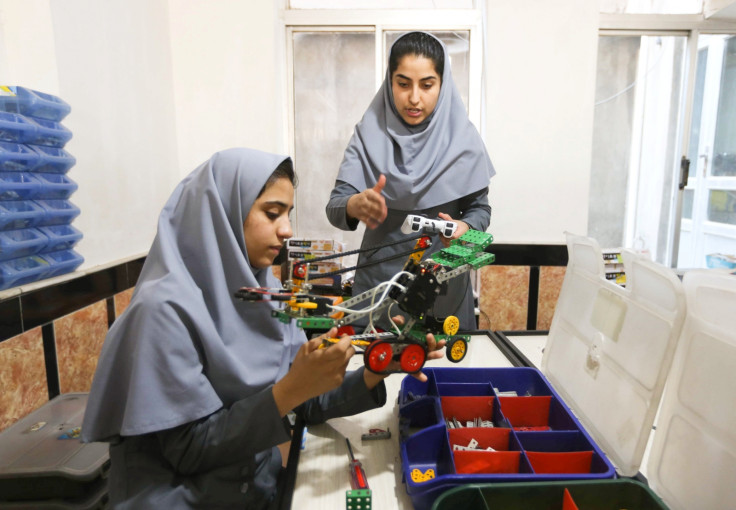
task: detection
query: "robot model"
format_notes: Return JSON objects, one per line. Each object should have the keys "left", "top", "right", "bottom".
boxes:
{"left": 236, "top": 217, "right": 495, "bottom": 375}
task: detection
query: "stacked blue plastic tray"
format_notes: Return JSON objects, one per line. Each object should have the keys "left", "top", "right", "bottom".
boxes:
{"left": 0, "top": 86, "right": 83, "bottom": 290}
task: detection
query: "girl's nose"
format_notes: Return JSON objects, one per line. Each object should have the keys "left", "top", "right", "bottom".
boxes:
{"left": 278, "top": 219, "right": 293, "bottom": 240}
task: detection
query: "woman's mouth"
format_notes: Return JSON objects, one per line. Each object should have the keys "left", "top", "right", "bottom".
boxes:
{"left": 406, "top": 108, "right": 422, "bottom": 117}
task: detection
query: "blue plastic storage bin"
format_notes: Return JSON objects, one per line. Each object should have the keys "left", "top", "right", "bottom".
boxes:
{"left": 0, "top": 254, "right": 49, "bottom": 290}
{"left": 39, "top": 249, "right": 83, "bottom": 279}
{"left": 0, "top": 142, "right": 40, "bottom": 172}
{"left": 0, "top": 172, "right": 41, "bottom": 200}
{"left": 26, "top": 118, "right": 72, "bottom": 148}
{"left": 398, "top": 367, "right": 616, "bottom": 510}
{"left": 35, "top": 199, "right": 80, "bottom": 226}
{"left": 37, "top": 224, "right": 82, "bottom": 252}
{"left": 0, "top": 86, "right": 71, "bottom": 122}
{"left": 29, "top": 145, "right": 75, "bottom": 174}
{"left": 33, "top": 173, "right": 78, "bottom": 200}
{"left": 0, "top": 201, "right": 45, "bottom": 230}
{"left": 0, "top": 249, "right": 83, "bottom": 290}
{"left": 0, "top": 112, "right": 37, "bottom": 144}
{"left": 0, "top": 228, "right": 48, "bottom": 261}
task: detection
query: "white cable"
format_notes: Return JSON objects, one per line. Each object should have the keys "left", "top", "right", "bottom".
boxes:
{"left": 329, "top": 271, "right": 411, "bottom": 314}
{"left": 386, "top": 302, "right": 401, "bottom": 333}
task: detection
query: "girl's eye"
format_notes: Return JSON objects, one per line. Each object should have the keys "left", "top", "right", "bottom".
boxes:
{"left": 266, "top": 211, "right": 279, "bottom": 220}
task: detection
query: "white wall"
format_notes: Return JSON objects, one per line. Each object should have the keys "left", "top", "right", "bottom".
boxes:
{"left": 0, "top": 0, "right": 181, "bottom": 270}
{"left": 484, "top": 0, "right": 599, "bottom": 244}
{"left": 0, "top": 0, "right": 599, "bottom": 274}
{"left": 167, "top": 0, "right": 285, "bottom": 174}
{"left": 0, "top": 0, "right": 285, "bottom": 272}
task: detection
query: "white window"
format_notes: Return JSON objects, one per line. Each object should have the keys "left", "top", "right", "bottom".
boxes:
{"left": 282, "top": 9, "right": 483, "bottom": 250}
{"left": 592, "top": 11, "right": 736, "bottom": 268}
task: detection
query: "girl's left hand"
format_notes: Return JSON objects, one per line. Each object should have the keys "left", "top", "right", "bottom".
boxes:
{"left": 437, "top": 213, "right": 469, "bottom": 247}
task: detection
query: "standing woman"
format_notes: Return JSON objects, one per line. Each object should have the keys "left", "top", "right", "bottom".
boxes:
{"left": 326, "top": 31, "right": 495, "bottom": 332}
{"left": 81, "top": 149, "right": 444, "bottom": 509}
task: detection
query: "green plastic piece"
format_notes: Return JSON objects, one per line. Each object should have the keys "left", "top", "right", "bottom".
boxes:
{"left": 433, "top": 229, "right": 495, "bottom": 268}
{"left": 346, "top": 489, "right": 372, "bottom": 510}
{"left": 296, "top": 316, "right": 336, "bottom": 329}
{"left": 470, "top": 252, "right": 496, "bottom": 268}
{"left": 270, "top": 310, "right": 293, "bottom": 324}
{"left": 457, "top": 230, "right": 494, "bottom": 248}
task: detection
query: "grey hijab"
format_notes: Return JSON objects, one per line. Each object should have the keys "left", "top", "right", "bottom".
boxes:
{"left": 82, "top": 148, "right": 303, "bottom": 442}
{"left": 337, "top": 32, "right": 495, "bottom": 210}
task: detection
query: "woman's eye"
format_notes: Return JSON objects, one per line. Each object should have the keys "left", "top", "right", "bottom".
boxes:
{"left": 266, "top": 211, "right": 279, "bottom": 220}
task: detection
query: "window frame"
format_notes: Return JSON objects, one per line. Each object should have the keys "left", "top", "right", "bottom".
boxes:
{"left": 280, "top": 9, "right": 484, "bottom": 163}
{"left": 598, "top": 13, "right": 736, "bottom": 267}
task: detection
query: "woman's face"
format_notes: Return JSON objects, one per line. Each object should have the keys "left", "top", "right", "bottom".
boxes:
{"left": 243, "top": 177, "right": 294, "bottom": 269}
{"left": 391, "top": 54, "right": 441, "bottom": 126}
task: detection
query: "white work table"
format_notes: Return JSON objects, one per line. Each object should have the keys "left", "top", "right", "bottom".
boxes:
{"left": 497, "top": 332, "right": 548, "bottom": 369}
{"left": 290, "top": 333, "right": 516, "bottom": 509}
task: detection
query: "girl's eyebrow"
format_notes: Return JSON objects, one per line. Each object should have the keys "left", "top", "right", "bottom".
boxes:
{"left": 263, "top": 200, "right": 294, "bottom": 213}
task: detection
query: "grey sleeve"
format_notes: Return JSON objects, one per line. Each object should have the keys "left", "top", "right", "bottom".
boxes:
{"left": 458, "top": 188, "right": 492, "bottom": 232}
{"left": 295, "top": 367, "right": 387, "bottom": 425}
{"left": 154, "top": 385, "right": 291, "bottom": 476}
{"left": 153, "top": 368, "right": 386, "bottom": 475}
{"left": 326, "top": 180, "right": 360, "bottom": 231}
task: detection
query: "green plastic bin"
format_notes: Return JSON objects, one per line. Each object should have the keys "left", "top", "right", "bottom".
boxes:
{"left": 430, "top": 480, "right": 668, "bottom": 510}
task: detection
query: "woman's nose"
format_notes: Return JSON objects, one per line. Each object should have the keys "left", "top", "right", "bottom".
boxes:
{"left": 409, "top": 86, "right": 420, "bottom": 104}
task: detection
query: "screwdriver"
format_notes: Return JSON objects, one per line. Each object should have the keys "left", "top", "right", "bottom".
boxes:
{"left": 345, "top": 438, "right": 369, "bottom": 490}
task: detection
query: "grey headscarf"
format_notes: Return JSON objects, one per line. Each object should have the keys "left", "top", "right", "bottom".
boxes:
{"left": 82, "top": 148, "right": 303, "bottom": 442}
{"left": 336, "top": 32, "right": 495, "bottom": 210}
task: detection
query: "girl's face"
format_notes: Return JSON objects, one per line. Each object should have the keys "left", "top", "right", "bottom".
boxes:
{"left": 391, "top": 54, "right": 441, "bottom": 126}
{"left": 243, "top": 177, "right": 294, "bottom": 269}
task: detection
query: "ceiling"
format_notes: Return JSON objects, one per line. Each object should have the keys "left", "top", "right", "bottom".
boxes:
{"left": 706, "top": 0, "right": 736, "bottom": 19}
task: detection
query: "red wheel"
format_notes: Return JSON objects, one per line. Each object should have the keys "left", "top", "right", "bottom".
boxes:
{"left": 365, "top": 341, "right": 393, "bottom": 373}
{"left": 400, "top": 344, "right": 426, "bottom": 373}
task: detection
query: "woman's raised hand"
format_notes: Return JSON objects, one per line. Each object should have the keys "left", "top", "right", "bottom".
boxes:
{"left": 347, "top": 175, "right": 388, "bottom": 229}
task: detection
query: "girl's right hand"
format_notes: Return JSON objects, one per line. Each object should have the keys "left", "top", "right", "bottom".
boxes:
{"left": 273, "top": 328, "right": 354, "bottom": 415}
{"left": 346, "top": 175, "right": 388, "bottom": 229}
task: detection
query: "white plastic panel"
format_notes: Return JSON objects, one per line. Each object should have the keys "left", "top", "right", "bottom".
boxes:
{"left": 648, "top": 270, "right": 736, "bottom": 510}
{"left": 542, "top": 233, "right": 686, "bottom": 477}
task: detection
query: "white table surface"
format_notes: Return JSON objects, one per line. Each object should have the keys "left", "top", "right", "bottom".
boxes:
{"left": 291, "top": 333, "right": 514, "bottom": 509}
{"left": 501, "top": 333, "right": 548, "bottom": 369}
